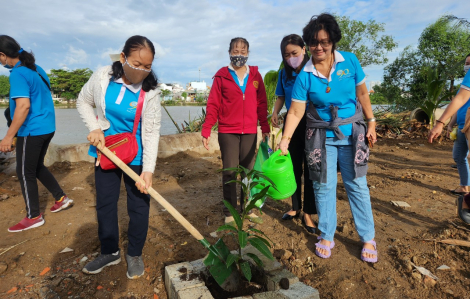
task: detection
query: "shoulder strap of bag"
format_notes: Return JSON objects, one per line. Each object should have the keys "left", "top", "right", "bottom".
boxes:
{"left": 132, "top": 90, "right": 146, "bottom": 135}
{"left": 36, "top": 71, "right": 51, "bottom": 91}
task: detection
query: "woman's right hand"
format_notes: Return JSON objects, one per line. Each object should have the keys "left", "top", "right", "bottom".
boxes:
{"left": 271, "top": 114, "right": 279, "bottom": 128}
{"left": 279, "top": 138, "right": 289, "bottom": 155}
{"left": 88, "top": 129, "right": 105, "bottom": 148}
{"left": 428, "top": 123, "right": 444, "bottom": 143}
{"left": 202, "top": 136, "right": 210, "bottom": 150}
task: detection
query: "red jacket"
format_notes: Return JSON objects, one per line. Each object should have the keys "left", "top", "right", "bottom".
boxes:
{"left": 202, "top": 66, "right": 270, "bottom": 138}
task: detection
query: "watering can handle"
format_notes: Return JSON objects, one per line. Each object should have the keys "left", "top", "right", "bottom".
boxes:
{"left": 269, "top": 149, "right": 290, "bottom": 166}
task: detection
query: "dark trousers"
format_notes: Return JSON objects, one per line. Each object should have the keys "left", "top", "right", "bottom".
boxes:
{"left": 218, "top": 133, "right": 257, "bottom": 216}
{"left": 288, "top": 115, "right": 317, "bottom": 214}
{"left": 95, "top": 164, "right": 150, "bottom": 256}
{"left": 16, "top": 133, "right": 65, "bottom": 218}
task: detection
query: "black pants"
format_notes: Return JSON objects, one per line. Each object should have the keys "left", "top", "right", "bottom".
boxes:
{"left": 288, "top": 115, "right": 317, "bottom": 214}
{"left": 16, "top": 133, "right": 65, "bottom": 219}
{"left": 95, "top": 164, "right": 150, "bottom": 256}
{"left": 218, "top": 133, "right": 257, "bottom": 216}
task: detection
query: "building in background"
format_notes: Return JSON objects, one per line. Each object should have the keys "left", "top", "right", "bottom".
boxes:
{"left": 187, "top": 81, "right": 207, "bottom": 92}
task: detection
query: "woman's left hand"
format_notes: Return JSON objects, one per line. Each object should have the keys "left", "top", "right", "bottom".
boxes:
{"left": 136, "top": 171, "right": 152, "bottom": 194}
{"left": 0, "top": 136, "right": 14, "bottom": 153}
{"left": 366, "top": 122, "right": 377, "bottom": 145}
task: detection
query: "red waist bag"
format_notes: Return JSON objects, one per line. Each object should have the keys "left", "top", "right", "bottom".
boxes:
{"left": 97, "top": 90, "right": 145, "bottom": 170}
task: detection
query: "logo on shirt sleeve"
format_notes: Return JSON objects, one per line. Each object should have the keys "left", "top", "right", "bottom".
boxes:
{"left": 253, "top": 81, "right": 259, "bottom": 89}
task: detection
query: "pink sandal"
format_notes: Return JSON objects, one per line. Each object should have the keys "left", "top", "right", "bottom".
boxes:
{"left": 361, "top": 240, "right": 378, "bottom": 263}
{"left": 315, "top": 236, "right": 335, "bottom": 259}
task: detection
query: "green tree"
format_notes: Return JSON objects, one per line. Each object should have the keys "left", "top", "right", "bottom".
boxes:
{"left": 49, "top": 68, "right": 93, "bottom": 103}
{"left": 181, "top": 91, "right": 187, "bottom": 100}
{"left": 0, "top": 75, "right": 10, "bottom": 99}
{"left": 418, "top": 16, "right": 470, "bottom": 94}
{"left": 378, "top": 15, "right": 470, "bottom": 110}
{"left": 420, "top": 66, "right": 456, "bottom": 127}
{"left": 263, "top": 70, "right": 279, "bottom": 116}
{"left": 335, "top": 15, "right": 398, "bottom": 67}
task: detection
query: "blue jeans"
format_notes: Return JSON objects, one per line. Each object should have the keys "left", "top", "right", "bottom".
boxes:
{"left": 312, "top": 137, "right": 375, "bottom": 242}
{"left": 453, "top": 130, "right": 470, "bottom": 186}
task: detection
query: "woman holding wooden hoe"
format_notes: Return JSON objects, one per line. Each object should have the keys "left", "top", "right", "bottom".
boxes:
{"left": 77, "top": 35, "right": 162, "bottom": 279}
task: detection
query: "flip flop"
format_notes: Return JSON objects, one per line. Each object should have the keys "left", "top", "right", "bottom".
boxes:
{"left": 456, "top": 195, "right": 470, "bottom": 224}
{"left": 315, "top": 236, "right": 335, "bottom": 259}
{"left": 450, "top": 188, "right": 469, "bottom": 195}
{"left": 361, "top": 240, "right": 378, "bottom": 263}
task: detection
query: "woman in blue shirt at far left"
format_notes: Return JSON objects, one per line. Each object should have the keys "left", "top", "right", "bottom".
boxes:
{"left": 0, "top": 35, "right": 74, "bottom": 233}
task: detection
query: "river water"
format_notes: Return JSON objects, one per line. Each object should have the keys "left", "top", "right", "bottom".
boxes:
{"left": 0, "top": 105, "right": 389, "bottom": 145}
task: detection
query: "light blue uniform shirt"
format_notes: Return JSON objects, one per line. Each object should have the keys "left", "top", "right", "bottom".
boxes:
{"left": 9, "top": 62, "right": 55, "bottom": 137}
{"left": 228, "top": 67, "right": 249, "bottom": 94}
{"left": 275, "top": 69, "right": 298, "bottom": 110}
{"left": 456, "top": 71, "right": 470, "bottom": 129}
{"left": 88, "top": 79, "right": 143, "bottom": 165}
{"left": 291, "top": 51, "right": 366, "bottom": 137}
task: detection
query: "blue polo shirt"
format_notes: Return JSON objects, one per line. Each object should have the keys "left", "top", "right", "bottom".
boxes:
{"left": 291, "top": 51, "right": 366, "bottom": 137}
{"left": 456, "top": 71, "right": 470, "bottom": 129}
{"left": 228, "top": 68, "right": 249, "bottom": 94}
{"left": 275, "top": 69, "right": 298, "bottom": 110}
{"left": 9, "top": 62, "right": 55, "bottom": 137}
{"left": 88, "top": 80, "right": 143, "bottom": 165}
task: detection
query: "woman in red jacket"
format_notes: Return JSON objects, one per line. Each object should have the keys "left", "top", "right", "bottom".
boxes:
{"left": 202, "top": 37, "right": 270, "bottom": 224}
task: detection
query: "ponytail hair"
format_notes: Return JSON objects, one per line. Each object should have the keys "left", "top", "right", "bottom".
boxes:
{"left": 0, "top": 35, "right": 36, "bottom": 71}
{"left": 110, "top": 35, "right": 158, "bottom": 92}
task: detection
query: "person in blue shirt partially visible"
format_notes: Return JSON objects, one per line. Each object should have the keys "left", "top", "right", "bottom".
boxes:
{"left": 272, "top": 34, "right": 317, "bottom": 233}
{"left": 445, "top": 53, "right": 470, "bottom": 196}
{"left": 0, "top": 35, "right": 73, "bottom": 233}
{"left": 278, "top": 14, "right": 378, "bottom": 263}
{"left": 430, "top": 53, "right": 470, "bottom": 224}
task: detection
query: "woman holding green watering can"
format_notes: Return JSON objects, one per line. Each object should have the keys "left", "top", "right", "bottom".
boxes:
{"left": 272, "top": 34, "right": 317, "bottom": 233}
{"left": 279, "top": 14, "right": 378, "bottom": 263}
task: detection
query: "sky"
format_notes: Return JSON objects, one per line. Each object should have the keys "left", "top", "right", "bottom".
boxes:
{"left": 2, "top": 0, "right": 470, "bottom": 89}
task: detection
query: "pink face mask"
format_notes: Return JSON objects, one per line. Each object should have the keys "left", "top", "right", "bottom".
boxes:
{"left": 286, "top": 53, "right": 304, "bottom": 69}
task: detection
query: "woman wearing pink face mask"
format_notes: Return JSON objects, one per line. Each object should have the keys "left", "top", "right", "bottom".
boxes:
{"left": 272, "top": 34, "right": 317, "bottom": 233}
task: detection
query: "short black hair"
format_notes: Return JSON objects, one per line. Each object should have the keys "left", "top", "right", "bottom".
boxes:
{"left": 228, "top": 37, "right": 249, "bottom": 53}
{"left": 302, "top": 13, "right": 342, "bottom": 52}
{"left": 280, "top": 34, "right": 309, "bottom": 80}
{"left": 110, "top": 35, "right": 158, "bottom": 92}
{"left": 466, "top": 53, "right": 470, "bottom": 59}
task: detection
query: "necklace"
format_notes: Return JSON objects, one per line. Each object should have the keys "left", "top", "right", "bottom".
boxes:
{"left": 313, "top": 55, "right": 334, "bottom": 93}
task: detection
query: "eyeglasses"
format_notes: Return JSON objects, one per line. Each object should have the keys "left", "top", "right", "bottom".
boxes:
{"left": 309, "top": 40, "right": 332, "bottom": 49}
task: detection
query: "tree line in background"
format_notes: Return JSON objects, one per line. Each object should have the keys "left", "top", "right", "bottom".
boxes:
{"left": 0, "top": 68, "right": 93, "bottom": 104}
{"left": 375, "top": 16, "right": 470, "bottom": 114}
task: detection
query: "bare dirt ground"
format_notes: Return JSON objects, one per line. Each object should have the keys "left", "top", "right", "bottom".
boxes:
{"left": 0, "top": 136, "right": 469, "bottom": 299}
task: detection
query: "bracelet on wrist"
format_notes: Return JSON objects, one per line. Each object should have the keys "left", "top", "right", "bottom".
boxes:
{"left": 436, "top": 119, "right": 445, "bottom": 126}
{"left": 281, "top": 136, "right": 291, "bottom": 141}
{"left": 366, "top": 118, "right": 376, "bottom": 123}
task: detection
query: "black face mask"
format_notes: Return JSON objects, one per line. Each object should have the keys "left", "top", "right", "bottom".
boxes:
{"left": 230, "top": 55, "right": 248, "bottom": 67}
